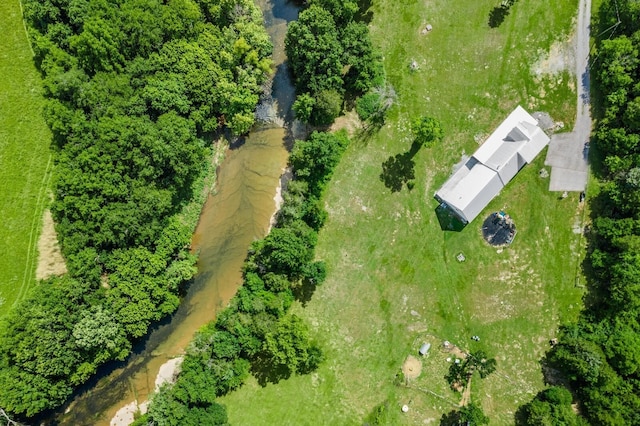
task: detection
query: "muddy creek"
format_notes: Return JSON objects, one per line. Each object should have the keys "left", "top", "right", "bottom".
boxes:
{"left": 53, "top": 0, "right": 298, "bottom": 424}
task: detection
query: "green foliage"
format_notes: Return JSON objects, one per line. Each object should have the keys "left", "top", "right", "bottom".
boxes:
{"left": 310, "top": 89, "right": 342, "bottom": 125}
{"left": 548, "top": 328, "right": 605, "bottom": 385}
{"left": 293, "top": 93, "right": 316, "bottom": 122}
{"left": 518, "top": 3, "right": 640, "bottom": 423}
{"left": 263, "top": 314, "right": 323, "bottom": 375}
{"left": 0, "top": 0, "right": 273, "bottom": 419}
{"left": 603, "top": 320, "right": 640, "bottom": 376}
{"left": 148, "top": 383, "right": 229, "bottom": 426}
{"left": 73, "top": 306, "right": 130, "bottom": 364}
{"left": 285, "top": 5, "right": 343, "bottom": 94}
{"left": 310, "top": 0, "right": 358, "bottom": 26}
{"left": 341, "top": 22, "right": 384, "bottom": 93}
{"left": 516, "top": 387, "right": 585, "bottom": 426}
{"left": 471, "top": 351, "right": 497, "bottom": 379}
{"left": 130, "top": 413, "right": 150, "bottom": 426}
{"left": 0, "top": 276, "right": 97, "bottom": 415}
{"left": 356, "top": 92, "right": 383, "bottom": 122}
{"left": 440, "top": 403, "right": 489, "bottom": 426}
{"left": 285, "top": 0, "right": 384, "bottom": 124}
{"left": 445, "top": 358, "right": 468, "bottom": 390}
{"left": 255, "top": 220, "right": 318, "bottom": 278}
{"left": 411, "top": 115, "right": 444, "bottom": 147}
{"left": 290, "top": 131, "right": 350, "bottom": 196}
{"left": 302, "top": 261, "right": 327, "bottom": 286}
{"left": 445, "top": 351, "right": 497, "bottom": 391}
{"left": 105, "top": 247, "right": 182, "bottom": 338}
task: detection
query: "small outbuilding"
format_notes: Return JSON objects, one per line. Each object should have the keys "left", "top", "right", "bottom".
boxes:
{"left": 419, "top": 343, "right": 431, "bottom": 356}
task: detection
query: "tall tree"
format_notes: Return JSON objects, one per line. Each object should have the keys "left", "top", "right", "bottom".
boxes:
{"left": 285, "top": 5, "right": 343, "bottom": 94}
{"left": 412, "top": 116, "right": 444, "bottom": 148}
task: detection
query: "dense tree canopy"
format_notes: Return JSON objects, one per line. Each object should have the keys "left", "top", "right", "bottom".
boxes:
{"left": 517, "top": 1, "right": 640, "bottom": 424}
{"left": 285, "top": 5, "right": 343, "bottom": 94}
{"left": 440, "top": 403, "right": 489, "bottom": 426}
{"left": 285, "top": 0, "right": 383, "bottom": 125}
{"left": 262, "top": 314, "right": 323, "bottom": 375}
{"left": 1, "top": 0, "right": 271, "bottom": 419}
{"left": 517, "top": 387, "right": 585, "bottom": 426}
{"left": 289, "top": 131, "right": 350, "bottom": 196}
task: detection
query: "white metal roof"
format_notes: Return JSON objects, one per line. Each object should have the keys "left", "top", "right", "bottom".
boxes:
{"left": 436, "top": 160, "right": 497, "bottom": 212}
{"left": 473, "top": 106, "right": 542, "bottom": 166}
{"left": 434, "top": 105, "right": 550, "bottom": 224}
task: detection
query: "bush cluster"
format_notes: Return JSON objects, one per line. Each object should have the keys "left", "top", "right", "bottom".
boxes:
{"left": 286, "top": 0, "right": 384, "bottom": 125}
{"left": 0, "top": 0, "right": 271, "bottom": 419}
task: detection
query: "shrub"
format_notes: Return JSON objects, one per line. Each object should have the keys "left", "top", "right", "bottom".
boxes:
{"left": 356, "top": 92, "right": 382, "bottom": 121}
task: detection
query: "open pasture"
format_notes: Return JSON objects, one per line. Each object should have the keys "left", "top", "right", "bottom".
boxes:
{"left": 222, "top": 0, "right": 584, "bottom": 423}
{"left": 0, "top": 0, "right": 52, "bottom": 311}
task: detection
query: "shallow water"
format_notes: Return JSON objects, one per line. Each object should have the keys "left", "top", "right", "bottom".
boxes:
{"left": 52, "top": 0, "right": 298, "bottom": 424}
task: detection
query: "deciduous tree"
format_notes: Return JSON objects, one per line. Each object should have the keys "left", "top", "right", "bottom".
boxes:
{"left": 412, "top": 115, "right": 444, "bottom": 147}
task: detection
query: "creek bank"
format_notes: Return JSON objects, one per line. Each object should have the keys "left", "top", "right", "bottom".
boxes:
{"left": 83, "top": 0, "right": 299, "bottom": 424}
{"left": 109, "top": 357, "right": 183, "bottom": 426}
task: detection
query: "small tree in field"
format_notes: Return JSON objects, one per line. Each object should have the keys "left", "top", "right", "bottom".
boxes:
{"left": 411, "top": 115, "right": 444, "bottom": 147}
{"left": 441, "top": 403, "right": 490, "bottom": 426}
{"left": 445, "top": 350, "right": 497, "bottom": 391}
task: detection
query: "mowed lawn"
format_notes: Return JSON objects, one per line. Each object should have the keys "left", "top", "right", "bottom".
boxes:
{"left": 0, "top": 1, "right": 52, "bottom": 311}
{"left": 223, "top": 0, "right": 583, "bottom": 424}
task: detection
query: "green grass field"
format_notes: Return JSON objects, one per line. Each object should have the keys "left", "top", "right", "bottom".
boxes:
{"left": 222, "top": 0, "right": 584, "bottom": 423}
{"left": 0, "top": 0, "right": 52, "bottom": 311}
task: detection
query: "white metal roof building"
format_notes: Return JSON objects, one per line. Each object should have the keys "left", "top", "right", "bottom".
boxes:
{"left": 435, "top": 106, "right": 550, "bottom": 224}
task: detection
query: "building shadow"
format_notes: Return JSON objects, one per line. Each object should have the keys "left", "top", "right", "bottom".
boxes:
{"left": 435, "top": 203, "right": 467, "bottom": 232}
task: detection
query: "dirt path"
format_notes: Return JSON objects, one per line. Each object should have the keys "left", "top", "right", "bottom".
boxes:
{"left": 459, "top": 376, "right": 472, "bottom": 407}
{"left": 575, "top": 0, "right": 592, "bottom": 134}
{"left": 36, "top": 209, "right": 67, "bottom": 280}
{"left": 544, "top": 0, "right": 591, "bottom": 191}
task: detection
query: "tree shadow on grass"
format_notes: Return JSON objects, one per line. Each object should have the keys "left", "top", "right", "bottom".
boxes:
{"left": 488, "top": 5, "right": 510, "bottom": 28}
{"left": 293, "top": 279, "right": 317, "bottom": 307}
{"left": 356, "top": 0, "right": 374, "bottom": 23}
{"left": 250, "top": 354, "right": 292, "bottom": 387}
{"left": 440, "top": 410, "right": 463, "bottom": 426}
{"left": 380, "top": 152, "right": 415, "bottom": 192}
{"left": 354, "top": 118, "right": 385, "bottom": 146}
{"left": 379, "top": 142, "right": 421, "bottom": 192}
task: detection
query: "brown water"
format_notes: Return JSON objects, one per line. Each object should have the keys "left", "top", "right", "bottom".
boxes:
{"left": 52, "top": 0, "right": 298, "bottom": 424}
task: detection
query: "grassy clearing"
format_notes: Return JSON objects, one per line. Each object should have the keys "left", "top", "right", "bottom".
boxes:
{"left": 0, "top": 0, "right": 52, "bottom": 311}
{"left": 222, "top": 0, "right": 584, "bottom": 423}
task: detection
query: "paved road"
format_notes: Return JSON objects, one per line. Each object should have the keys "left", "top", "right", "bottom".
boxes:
{"left": 544, "top": 0, "right": 591, "bottom": 192}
